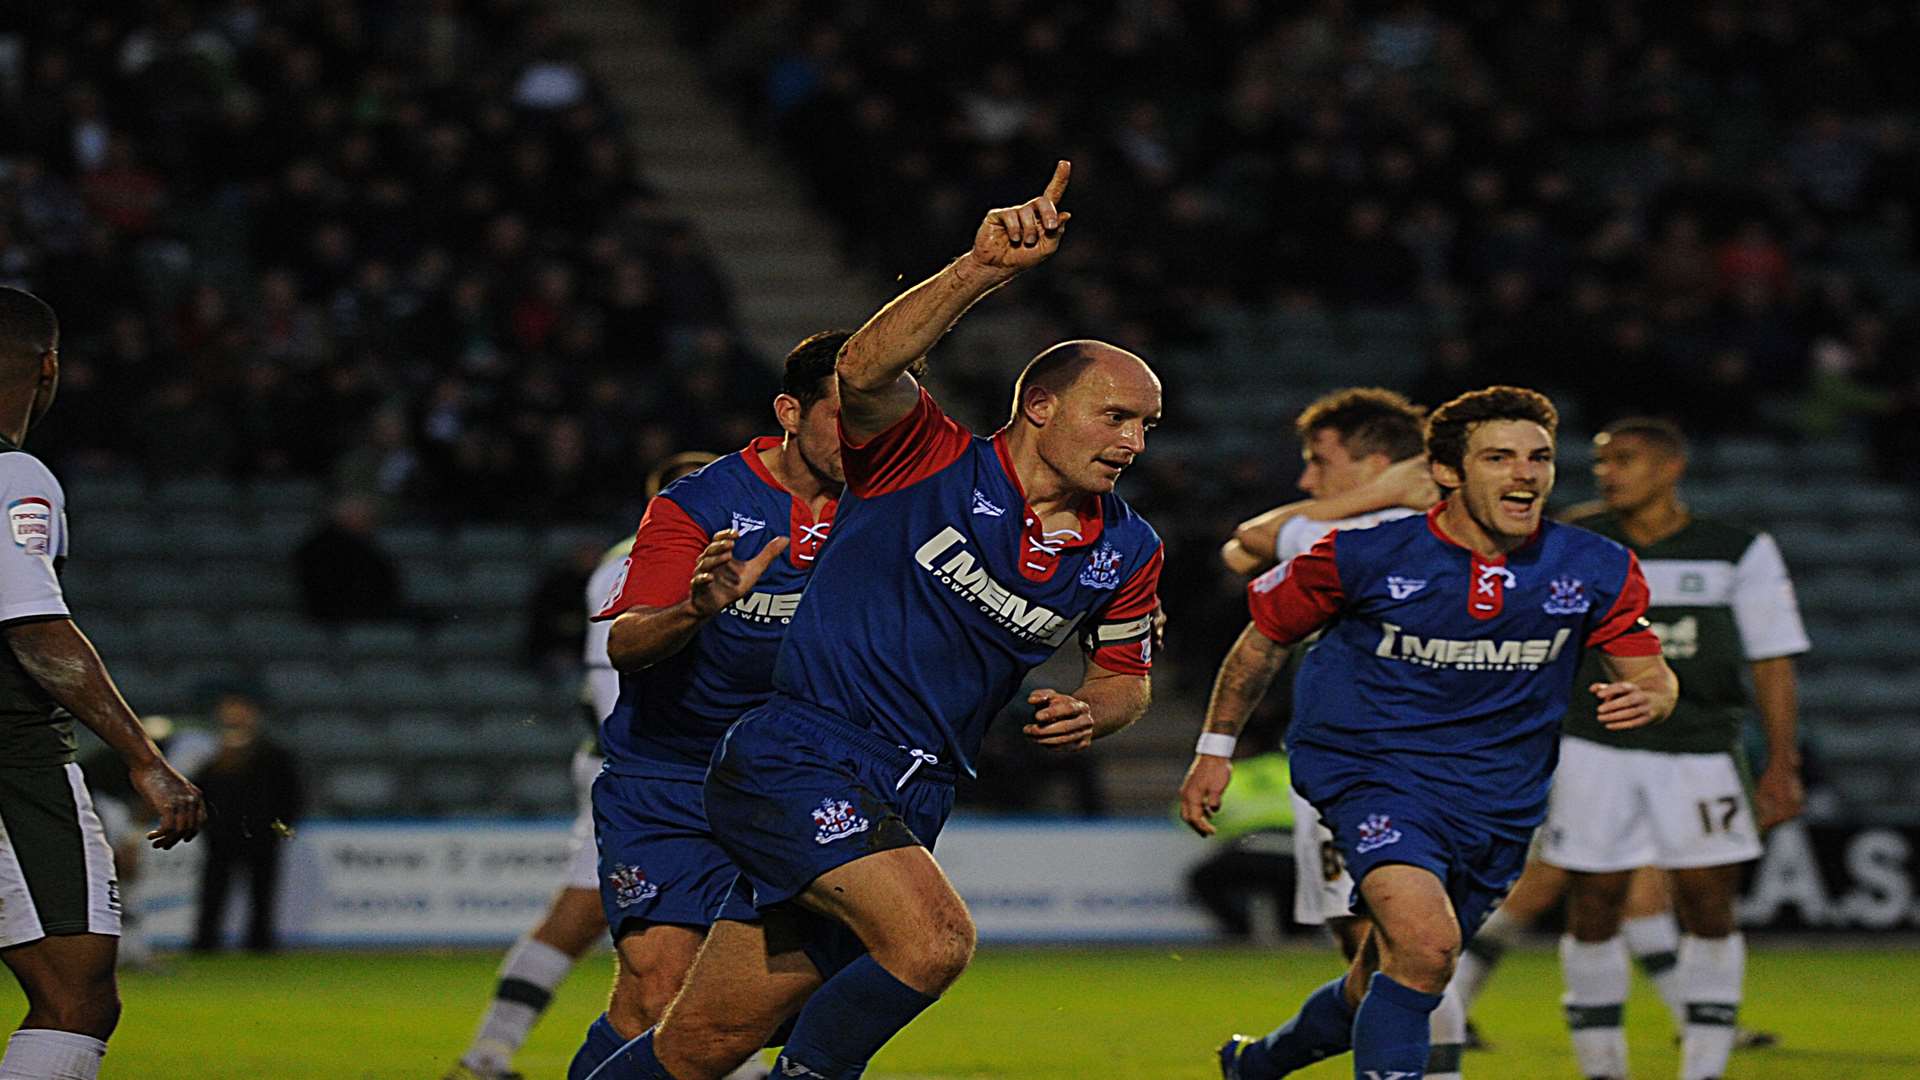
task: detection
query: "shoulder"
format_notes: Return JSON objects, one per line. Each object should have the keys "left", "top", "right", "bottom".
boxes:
{"left": 656, "top": 453, "right": 753, "bottom": 521}
{"left": 1540, "top": 521, "right": 1637, "bottom": 583}
{"left": 1098, "top": 492, "right": 1162, "bottom": 552}
{"left": 0, "top": 452, "right": 62, "bottom": 499}
{"left": 1336, "top": 510, "right": 1428, "bottom": 557}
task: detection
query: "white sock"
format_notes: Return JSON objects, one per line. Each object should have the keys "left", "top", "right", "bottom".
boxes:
{"left": 1622, "top": 911, "right": 1685, "bottom": 1028}
{"left": 720, "top": 1052, "right": 771, "bottom": 1079}
{"left": 1453, "top": 905, "right": 1520, "bottom": 1011}
{"left": 1679, "top": 933, "right": 1744, "bottom": 1080}
{"left": 461, "top": 936, "right": 576, "bottom": 1072}
{"left": 1561, "top": 935, "right": 1629, "bottom": 1079}
{"left": 1426, "top": 985, "right": 1465, "bottom": 1080}
{"left": 0, "top": 1029, "right": 106, "bottom": 1080}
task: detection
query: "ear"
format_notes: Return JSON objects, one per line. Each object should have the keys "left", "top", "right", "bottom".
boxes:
{"left": 1430, "top": 457, "right": 1463, "bottom": 491}
{"left": 1021, "top": 384, "right": 1058, "bottom": 427}
{"left": 40, "top": 348, "right": 57, "bottom": 382}
{"left": 773, "top": 393, "right": 803, "bottom": 436}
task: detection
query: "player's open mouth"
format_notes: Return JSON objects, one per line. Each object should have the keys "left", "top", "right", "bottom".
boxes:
{"left": 1499, "top": 491, "right": 1537, "bottom": 513}
{"left": 1096, "top": 458, "right": 1128, "bottom": 474}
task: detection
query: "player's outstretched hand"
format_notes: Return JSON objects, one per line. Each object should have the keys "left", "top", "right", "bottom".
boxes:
{"left": 131, "top": 758, "right": 206, "bottom": 849}
{"left": 967, "top": 160, "right": 1072, "bottom": 274}
{"left": 1753, "top": 761, "right": 1805, "bottom": 829}
{"left": 1022, "top": 688, "right": 1095, "bottom": 752}
{"left": 1589, "top": 680, "right": 1658, "bottom": 730}
{"left": 1178, "top": 753, "right": 1233, "bottom": 838}
{"left": 688, "top": 529, "right": 790, "bottom": 618}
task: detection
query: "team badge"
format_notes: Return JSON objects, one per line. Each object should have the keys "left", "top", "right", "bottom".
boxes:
{"left": 1543, "top": 576, "right": 1590, "bottom": 615}
{"left": 7, "top": 498, "right": 51, "bottom": 556}
{"left": 970, "top": 489, "right": 1006, "bottom": 517}
{"left": 1078, "top": 543, "right": 1125, "bottom": 589}
{"left": 1355, "top": 813, "right": 1403, "bottom": 854}
{"left": 607, "top": 864, "right": 660, "bottom": 908}
{"left": 1386, "top": 575, "right": 1426, "bottom": 600}
{"left": 811, "top": 797, "right": 870, "bottom": 845}
{"left": 730, "top": 512, "right": 766, "bottom": 536}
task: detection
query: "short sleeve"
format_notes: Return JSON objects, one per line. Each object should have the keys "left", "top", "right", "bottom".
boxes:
{"left": 1247, "top": 531, "right": 1345, "bottom": 645}
{"left": 1082, "top": 545, "right": 1162, "bottom": 675}
{"left": 1587, "top": 550, "right": 1662, "bottom": 657}
{"left": 592, "top": 496, "right": 710, "bottom": 619}
{"left": 1731, "top": 533, "right": 1810, "bottom": 661}
{"left": 1273, "top": 516, "right": 1332, "bottom": 567}
{"left": 840, "top": 385, "right": 973, "bottom": 497}
{"left": 0, "top": 457, "right": 67, "bottom": 625}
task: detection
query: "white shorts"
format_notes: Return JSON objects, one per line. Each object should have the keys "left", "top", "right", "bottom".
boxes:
{"left": 564, "top": 749, "right": 604, "bottom": 891}
{"left": 1539, "top": 736, "right": 1763, "bottom": 874}
{"left": 1291, "top": 789, "right": 1356, "bottom": 925}
{"left": 0, "top": 764, "right": 120, "bottom": 947}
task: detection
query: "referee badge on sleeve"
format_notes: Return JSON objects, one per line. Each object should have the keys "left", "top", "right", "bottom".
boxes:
{"left": 7, "top": 498, "right": 51, "bottom": 556}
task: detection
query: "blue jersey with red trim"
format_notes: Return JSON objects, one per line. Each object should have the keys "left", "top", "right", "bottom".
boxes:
{"left": 773, "top": 387, "right": 1162, "bottom": 777}
{"left": 594, "top": 438, "right": 837, "bottom": 779}
{"left": 1249, "top": 504, "right": 1660, "bottom": 837}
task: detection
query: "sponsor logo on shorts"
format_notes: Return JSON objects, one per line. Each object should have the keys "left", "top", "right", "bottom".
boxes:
{"left": 1077, "top": 543, "right": 1124, "bottom": 589}
{"left": 970, "top": 489, "right": 1006, "bottom": 517}
{"left": 811, "top": 797, "right": 870, "bottom": 845}
{"left": 1386, "top": 575, "right": 1427, "bottom": 599}
{"left": 7, "top": 498, "right": 51, "bottom": 556}
{"left": 106, "top": 880, "right": 121, "bottom": 915}
{"left": 730, "top": 512, "right": 766, "bottom": 536}
{"left": 1355, "top": 813, "right": 1403, "bottom": 854}
{"left": 607, "top": 864, "right": 660, "bottom": 907}
{"left": 1543, "top": 575, "right": 1591, "bottom": 615}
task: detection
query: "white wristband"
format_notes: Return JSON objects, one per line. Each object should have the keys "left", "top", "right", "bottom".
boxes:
{"left": 1195, "top": 733, "right": 1238, "bottom": 759}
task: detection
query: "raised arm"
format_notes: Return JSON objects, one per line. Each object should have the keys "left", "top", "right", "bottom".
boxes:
{"left": 4, "top": 617, "right": 205, "bottom": 848}
{"left": 1177, "top": 623, "right": 1293, "bottom": 837}
{"left": 838, "top": 160, "right": 1073, "bottom": 442}
{"left": 1221, "top": 455, "right": 1437, "bottom": 576}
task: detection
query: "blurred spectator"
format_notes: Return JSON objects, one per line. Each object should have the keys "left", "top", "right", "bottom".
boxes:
{"left": 293, "top": 494, "right": 406, "bottom": 622}
{"left": 191, "top": 690, "right": 304, "bottom": 953}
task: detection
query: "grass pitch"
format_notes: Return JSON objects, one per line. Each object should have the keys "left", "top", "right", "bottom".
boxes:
{"left": 13, "top": 943, "right": 1918, "bottom": 1078}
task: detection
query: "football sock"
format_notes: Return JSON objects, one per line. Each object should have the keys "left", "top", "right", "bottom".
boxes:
{"left": 1679, "top": 933, "right": 1743, "bottom": 1080}
{"left": 1561, "top": 935, "right": 1629, "bottom": 1079}
{"left": 0, "top": 1029, "right": 106, "bottom": 1080}
{"left": 1452, "top": 905, "right": 1518, "bottom": 1011}
{"left": 1426, "top": 985, "right": 1465, "bottom": 1080}
{"left": 1352, "top": 972, "right": 1443, "bottom": 1079}
{"left": 568, "top": 1013, "right": 628, "bottom": 1080}
{"left": 581, "top": 1028, "right": 670, "bottom": 1080}
{"left": 776, "top": 954, "right": 938, "bottom": 1079}
{"left": 1234, "top": 975, "right": 1354, "bottom": 1078}
{"left": 1623, "top": 911, "right": 1685, "bottom": 1028}
{"left": 464, "top": 935, "right": 575, "bottom": 1074}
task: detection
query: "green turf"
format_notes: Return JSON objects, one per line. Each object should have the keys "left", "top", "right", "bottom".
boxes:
{"left": 8, "top": 944, "right": 1917, "bottom": 1078}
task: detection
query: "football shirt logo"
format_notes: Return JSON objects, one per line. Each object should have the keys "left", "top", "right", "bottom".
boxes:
{"left": 730, "top": 512, "right": 766, "bottom": 536}
{"left": 1386, "top": 575, "right": 1426, "bottom": 599}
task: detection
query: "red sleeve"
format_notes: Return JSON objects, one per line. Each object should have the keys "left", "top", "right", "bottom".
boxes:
{"left": 1588, "top": 550, "right": 1663, "bottom": 656}
{"left": 840, "top": 385, "right": 973, "bottom": 497}
{"left": 1084, "top": 545, "right": 1163, "bottom": 676}
{"left": 1247, "top": 531, "right": 1345, "bottom": 645}
{"left": 591, "top": 496, "right": 710, "bottom": 619}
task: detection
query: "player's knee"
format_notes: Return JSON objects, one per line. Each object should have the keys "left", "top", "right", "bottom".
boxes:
{"left": 33, "top": 979, "right": 119, "bottom": 1038}
{"left": 898, "top": 905, "right": 975, "bottom": 993}
{"left": 1393, "top": 933, "right": 1459, "bottom": 993}
{"left": 1566, "top": 876, "right": 1631, "bottom": 941}
{"left": 1674, "top": 898, "right": 1737, "bottom": 938}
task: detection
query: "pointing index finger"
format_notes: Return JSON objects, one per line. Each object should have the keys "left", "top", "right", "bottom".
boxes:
{"left": 1042, "top": 159, "right": 1070, "bottom": 204}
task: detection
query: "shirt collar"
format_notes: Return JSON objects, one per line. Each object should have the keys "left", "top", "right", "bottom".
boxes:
{"left": 991, "top": 428, "right": 1105, "bottom": 547}
{"left": 1424, "top": 500, "right": 1542, "bottom": 562}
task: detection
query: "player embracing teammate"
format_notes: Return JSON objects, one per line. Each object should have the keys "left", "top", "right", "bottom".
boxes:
{"left": 1185, "top": 387, "right": 1680, "bottom": 1080}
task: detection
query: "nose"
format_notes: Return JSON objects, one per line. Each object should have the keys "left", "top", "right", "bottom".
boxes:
{"left": 1119, "top": 421, "right": 1146, "bottom": 455}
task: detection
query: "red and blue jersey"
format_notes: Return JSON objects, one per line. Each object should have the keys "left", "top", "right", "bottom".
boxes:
{"left": 593, "top": 437, "right": 837, "bottom": 779}
{"left": 773, "top": 387, "right": 1162, "bottom": 777}
{"left": 1250, "top": 503, "right": 1660, "bottom": 837}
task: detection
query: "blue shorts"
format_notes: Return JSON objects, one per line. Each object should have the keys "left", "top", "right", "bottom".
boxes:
{"left": 1316, "top": 784, "right": 1530, "bottom": 942}
{"left": 703, "top": 695, "right": 956, "bottom": 930}
{"left": 591, "top": 769, "right": 738, "bottom": 937}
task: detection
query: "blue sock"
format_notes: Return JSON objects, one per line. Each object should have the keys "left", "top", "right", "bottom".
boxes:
{"left": 568, "top": 1013, "right": 628, "bottom": 1080}
{"left": 776, "top": 954, "right": 938, "bottom": 1079}
{"left": 1234, "top": 975, "right": 1354, "bottom": 1078}
{"left": 581, "top": 1026, "right": 671, "bottom": 1080}
{"left": 1352, "top": 972, "right": 1443, "bottom": 1079}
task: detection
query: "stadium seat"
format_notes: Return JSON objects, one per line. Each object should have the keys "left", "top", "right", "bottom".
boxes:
{"left": 461, "top": 561, "right": 541, "bottom": 606}
{"left": 69, "top": 509, "right": 165, "bottom": 559}
{"left": 64, "top": 475, "right": 146, "bottom": 513}
{"left": 502, "top": 765, "right": 574, "bottom": 813}
{"left": 438, "top": 664, "right": 550, "bottom": 710}
{"left": 254, "top": 510, "right": 316, "bottom": 549}
{"left": 477, "top": 710, "right": 578, "bottom": 755}
{"left": 416, "top": 767, "right": 491, "bottom": 810}
{"left": 114, "top": 560, "right": 211, "bottom": 609}
{"left": 321, "top": 766, "right": 400, "bottom": 815}
{"left": 76, "top": 614, "right": 138, "bottom": 659}
{"left": 246, "top": 479, "right": 325, "bottom": 512}
{"left": 229, "top": 614, "right": 333, "bottom": 660}
{"left": 137, "top": 610, "right": 231, "bottom": 659}
{"left": 160, "top": 518, "right": 275, "bottom": 559}
{"left": 542, "top": 525, "right": 621, "bottom": 560}
{"left": 381, "top": 524, "right": 443, "bottom": 558}
{"left": 406, "top": 566, "right": 467, "bottom": 611}
{"left": 423, "top": 622, "right": 524, "bottom": 661}
{"left": 262, "top": 661, "right": 352, "bottom": 710}
{"left": 347, "top": 660, "right": 447, "bottom": 710}
{"left": 1705, "top": 437, "right": 1787, "bottom": 476}
{"left": 218, "top": 565, "right": 302, "bottom": 609}
{"left": 153, "top": 476, "right": 241, "bottom": 511}
{"left": 385, "top": 711, "right": 470, "bottom": 755}
{"left": 338, "top": 623, "right": 424, "bottom": 661}
{"left": 452, "top": 525, "right": 534, "bottom": 560}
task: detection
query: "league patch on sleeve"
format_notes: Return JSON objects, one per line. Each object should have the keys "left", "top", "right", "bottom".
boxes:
{"left": 8, "top": 497, "right": 52, "bottom": 556}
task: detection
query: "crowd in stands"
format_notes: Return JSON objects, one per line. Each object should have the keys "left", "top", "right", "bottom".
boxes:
{"left": 674, "top": 0, "right": 1920, "bottom": 468}
{"left": 1, "top": 0, "right": 760, "bottom": 528}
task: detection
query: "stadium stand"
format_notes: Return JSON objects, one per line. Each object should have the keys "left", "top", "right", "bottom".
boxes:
{"left": 4, "top": 2, "right": 1919, "bottom": 820}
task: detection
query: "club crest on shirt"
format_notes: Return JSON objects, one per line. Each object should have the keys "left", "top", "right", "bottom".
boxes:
{"left": 1078, "top": 543, "right": 1125, "bottom": 589}
{"left": 730, "top": 512, "right": 766, "bottom": 536}
{"left": 970, "top": 489, "right": 1006, "bottom": 517}
{"left": 607, "top": 863, "right": 660, "bottom": 908}
{"left": 7, "top": 497, "right": 51, "bottom": 556}
{"left": 1355, "top": 813, "right": 1403, "bottom": 854}
{"left": 1543, "top": 576, "right": 1590, "bottom": 615}
{"left": 1386, "top": 575, "right": 1427, "bottom": 600}
{"left": 811, "top": 798, "right": 870, "bottom": 845}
